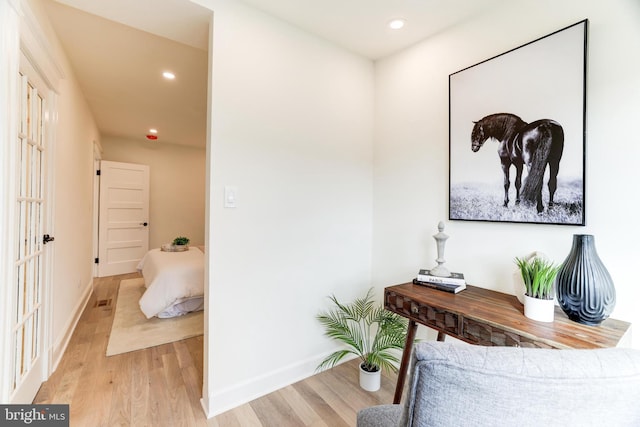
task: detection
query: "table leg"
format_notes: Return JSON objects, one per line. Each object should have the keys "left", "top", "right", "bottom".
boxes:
{"left": 393, "top": 319, "right": 418, "bottom": 404}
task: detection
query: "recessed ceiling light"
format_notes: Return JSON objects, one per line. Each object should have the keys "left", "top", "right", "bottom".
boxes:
{"left": 162, "top": 71, "right": 175, "bottom": 80}
{"left": 388, "top": 19, "right": 405, "bottom": 30}
{"left": 149, "top": 128, "right": 158, "bottom": 134}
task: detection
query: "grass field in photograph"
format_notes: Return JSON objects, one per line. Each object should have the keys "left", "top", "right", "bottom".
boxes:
{"left": 450, "top": 179, "right": 583, "bottom": 224}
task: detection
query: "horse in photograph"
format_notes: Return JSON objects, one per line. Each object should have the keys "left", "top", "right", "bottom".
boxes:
{"left": 470, "top": 113, "right": 564, "bottom": 213}
{"left": 518, "top": 119, "right": 564, "bottom": 212}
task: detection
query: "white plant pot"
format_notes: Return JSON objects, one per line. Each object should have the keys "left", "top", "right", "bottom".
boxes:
{"left": 359, "top": 364, "right": 381, "bottom": 392}
{"left": 524, "top": 294, "right": 555, "bottom": 322}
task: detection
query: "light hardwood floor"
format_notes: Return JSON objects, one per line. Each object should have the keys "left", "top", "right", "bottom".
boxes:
{"left": 34, "top": 274, "right": 398, "bottom": 426}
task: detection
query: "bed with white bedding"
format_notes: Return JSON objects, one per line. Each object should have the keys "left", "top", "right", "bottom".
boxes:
{"left": 136, "top": 247, "right": 204, "bottom": 318}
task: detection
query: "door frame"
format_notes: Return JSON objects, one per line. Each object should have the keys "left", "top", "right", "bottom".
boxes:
{"left": 0, "top": 0, "right": 62, "bottom": 403}
{"left": 92, "top": 141, "right": 102, "bottom": 278}
{"left": 97, "top": 160, "right": 150, "bottom": 277}
{"left": 0, "top": 0, "right": 22, "bottom": 403}
{"left": 11, "top": 50, "right": 56, "bottom": 404}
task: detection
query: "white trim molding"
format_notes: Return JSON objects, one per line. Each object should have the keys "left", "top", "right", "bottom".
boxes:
{"left": 19, "top": 0, "right": 64, "bottom": 92}
{"left": 0, "top": 0, "right": 22, "bottom": 404}
{"left": 202, "top": 353, "right": 335, "bottom": 417}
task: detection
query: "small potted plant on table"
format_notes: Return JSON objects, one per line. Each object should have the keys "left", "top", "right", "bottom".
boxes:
{"left": 316, "top": 288, "right": 408, "bottom": 391}
{"left": 515, "top": 255, "right": 560, "bottom": 322}
{"left": 172, "top": 236, "right": 190, "bottom": 251}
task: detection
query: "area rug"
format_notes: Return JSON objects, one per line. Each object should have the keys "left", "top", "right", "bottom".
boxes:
{"left": 106, "top": 278, "right": 204, "bottom": 356}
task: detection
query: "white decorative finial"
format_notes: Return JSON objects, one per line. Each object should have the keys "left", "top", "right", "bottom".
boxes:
{"left": 430, "top": 221, "right": 451, "bottom": 277}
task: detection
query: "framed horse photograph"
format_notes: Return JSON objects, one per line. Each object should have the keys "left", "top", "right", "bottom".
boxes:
{"left": 449, "top": 20, "right": 587, "bottom": 226}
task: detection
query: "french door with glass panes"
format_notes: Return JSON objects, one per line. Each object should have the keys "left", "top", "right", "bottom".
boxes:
{"left": 10, "top": 54, "right": 52, "bottom": 403}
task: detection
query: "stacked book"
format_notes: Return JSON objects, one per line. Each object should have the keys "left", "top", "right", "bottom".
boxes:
{"left": 413, "top": 269, "right": 466, "bottom": 294}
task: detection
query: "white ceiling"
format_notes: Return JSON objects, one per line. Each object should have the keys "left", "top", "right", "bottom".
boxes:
{"left": 44, "top": 0, "right": 210, "bottom": 148}
{"left": 238, "top": 0, "right": 508, "bottom": 60}
{"left": 43, "top": 0, "right": 507, "bottom": 148}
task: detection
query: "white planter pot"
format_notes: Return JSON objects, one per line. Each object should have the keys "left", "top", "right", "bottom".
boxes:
{"left": 524, "top": 294, "right": 555, "bottom": 322}
{"left": 359, "top": 364, "right": 381, "bottom": 392}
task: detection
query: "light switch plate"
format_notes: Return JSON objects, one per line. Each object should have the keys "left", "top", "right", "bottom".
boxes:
{"left": 224, "top": 186, "right": 237, "bottom": 208}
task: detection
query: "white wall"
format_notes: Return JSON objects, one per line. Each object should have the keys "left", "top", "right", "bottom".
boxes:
{"left": 23, "top": 0, "right": 100, "bottom": 368}
{"left": 196, "top": 0, "right": 374, "bottom": 415}
{"left": 101, "top": 136, "right": 206, "bottom": 248}
{"left": 373, "top": 0, "right": 640, "bottom": 343}
{"left": 50, "top": 65, "right": 100, "bottom": 361}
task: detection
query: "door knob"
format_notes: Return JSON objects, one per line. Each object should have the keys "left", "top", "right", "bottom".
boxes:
{"left": 43, "top": 234, "right": 55, "bottom": 244}
{"left": 140, "top": 222, "right": 148, "bottom": 226}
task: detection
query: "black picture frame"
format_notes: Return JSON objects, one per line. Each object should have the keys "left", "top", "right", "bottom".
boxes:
{"left": 449, "top": 20, "right": 587, "bottom": 226}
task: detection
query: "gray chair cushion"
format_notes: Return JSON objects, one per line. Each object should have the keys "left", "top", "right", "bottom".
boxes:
{"left": 400, "top": 342, "right": 640, "bottom": 427}
{"left": 357, "top": 342, "right": 640, "bottom": 427}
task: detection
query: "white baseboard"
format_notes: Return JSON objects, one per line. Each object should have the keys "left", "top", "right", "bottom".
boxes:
{"left": 202, "top": 352, "right": 350, "bottom": 418}
{"left": 50, "top": 280, "right": 93, "bottom": 372}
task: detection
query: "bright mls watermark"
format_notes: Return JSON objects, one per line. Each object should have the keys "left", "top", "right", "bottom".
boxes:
{"left": 0, "top": 405, "right": 69, "bottom": 426}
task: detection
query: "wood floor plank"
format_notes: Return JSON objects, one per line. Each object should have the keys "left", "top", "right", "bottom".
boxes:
{"left": 51, "top": 342, "right": 91, "bottom": 403}
{"left": 107, "top": 352, "right": 133, "bottom": 426}
{"left": 251, "top": 390, "right": 307, "bottom": 427}
{"left": 181, "top": 364, "right": 207, "bottom": 426}
{"left": 130, "top": 349, "right": 151, "bottom": 427}
{"left": 162, "top": 352, "right": 197, "bottom": 427}
{"left": 173, "top": 339, "right": 194, "bottom": 369}
{"left": 208, "top": 408, "right": 245, "bottom": 427}
{"left": 278, "top": 384, "right": 329, "bottom": 427}
{"left": 148, "top": 366, "right": 175, "bottom": 427}
{"left": 308, "top": 374, "right": 361, "bottom": 425}
{"left": 291, "top": 379, "right": 351, "bottom": 427}
{"left": 185, "top": 336, "right": 204, "bottom": 379}
{"left": 231, "top": 403, "right": 266, "bottom": 427}
{"left": 70, "top": 318, "right": 116, "bottom": 426}
{"left": 319, "top": 367, "right": 375, "bottom": 414}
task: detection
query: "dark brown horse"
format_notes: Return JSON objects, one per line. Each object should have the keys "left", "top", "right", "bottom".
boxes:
{"left": 471, "top": 113, "right": 564, "bottom": 213}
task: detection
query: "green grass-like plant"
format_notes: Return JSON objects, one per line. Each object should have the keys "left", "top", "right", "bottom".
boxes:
{"left": 316, "top": 288, "right": 408, "bottom": 373}
{"left": 172, "top": 236, "right": 190, "bottom": 245}
{"left": 515, "top": 256, "right": 559, "bottom": 300}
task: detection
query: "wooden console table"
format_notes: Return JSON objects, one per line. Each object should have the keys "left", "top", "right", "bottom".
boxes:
{"left": 385, "top": 282, "right": 631, "bottom": 404}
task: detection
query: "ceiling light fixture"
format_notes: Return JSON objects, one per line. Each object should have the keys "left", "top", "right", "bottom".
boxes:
{"left": 388, "top": 19, "right": 406, "bottom": 30}
{"left": 147, "top": 128, "right": 158, "bottom": 140}
{"left": 162, "top": 71, "right": 175, "bottom": 80}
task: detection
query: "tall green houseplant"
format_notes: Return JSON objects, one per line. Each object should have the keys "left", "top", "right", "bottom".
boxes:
{"left": 316, "top": 288, "right": 408, "bottom": 374}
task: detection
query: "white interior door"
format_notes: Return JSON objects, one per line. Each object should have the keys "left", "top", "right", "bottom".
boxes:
{"left": 98, "top": 161, "right": 150, "bottom": 277}
{"left": 10, "top": 55, "right": 51, "bottom": 403}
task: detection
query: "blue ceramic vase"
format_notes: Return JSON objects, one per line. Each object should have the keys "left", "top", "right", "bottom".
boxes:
{"left": 555, "top": 234, "right": 616, "bottom": 326}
